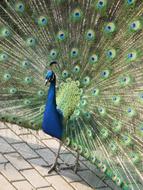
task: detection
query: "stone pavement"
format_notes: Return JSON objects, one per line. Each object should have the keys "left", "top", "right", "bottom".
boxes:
{"left": 0, "top": 122, "right": 121, "bottom": 190}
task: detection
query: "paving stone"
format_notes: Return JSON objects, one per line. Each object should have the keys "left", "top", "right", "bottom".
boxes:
{"left": 83, "top": 160, "right": 105, "bottom": 178}
{"left": 0, "top": 163, "right": 24, "bottom": 181}
{"left": 0, "top": 174, "right": 16, "bottom": 190}
{"left": 77, "top": 170, "right": 107, "bottom": 188}
{"left": 0, "top": 122, "right": 121, "bottom": 190}
{"left": 60, "top": 153, "right": 87, "bottom": 170}
{"left": 13, "top": 180, "right": 35, "bottom": 190}
{"left": 104, "top": 180, "right": 121, "bottom": 190}
{"left": 12, "top": 143, "right": 39, "bottom": 159}
{"left": 0, "top": 122, "right": 7, "bottom": 129}
{"left": 96, "top": 188, "right": 112, "bottom": 190}
{"left": 32, "top": 130, "right": 51, "bottom": 140}
{"left": 59, "top": 169, "right": 82, "bottom": 183}
{"left": 42, "top": 139, "right": 67, "bottom": 154}
{"left": 0, "top": 137, "right": 15, "bottom": 153}
{"left": 36, "top": 148, "right": 58, "bottom": 165}
{"left": 21, "top": 169, "right": 50, "bottom": 188}
{"left": 28, "top": 158, "right": 49, "bottom": 176}
{"left": 46, "top": 175, "right": 74, "bottom": 190}
{"left": 4, "top": 153, "right": 32, "bottom": 170}
{"left": 71, "top": 181, "right": 93, "bottom": 190}
{"left": 0, "top": 153, "right": 8, "bottom": 163}
{"left": 37, "top": 187, "right": 55, "bottom": 190}
{"left": 0, "top": 129, "right": 22, "bottom": 144}
{"left": 9, "top": 124, "right": 31, "bottom": 135}
{"left": 20, "top": 134, "right": 45, "bottom": 150}
{"left": 79, "top": 155, "right": 87, "bottom": 161}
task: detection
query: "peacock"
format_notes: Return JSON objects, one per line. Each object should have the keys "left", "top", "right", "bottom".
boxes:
{"left": 0, "top": 0, "right": 143, "bottom": 189}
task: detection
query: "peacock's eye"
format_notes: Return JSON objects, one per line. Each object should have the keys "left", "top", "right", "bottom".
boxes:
{"left": 75, "top": 12, "right": 79, "bottom": 16}
{"left": 104, "top": 22, "right": 116, "bottom": 33}
{"left": 116, "top": 178, "right": 122, "bottom": 186}
{"left": 70, "top": 48, "right": 79, "bottom": 58}
{"left": 109, "top": 142, "right": 117, "bottom": 151}
{"left": 89, "top": 54, "right": 98, "bottom": 64}
{"left": 26, "top": 37, "right": 36, "bottom": 47}
{"left": 71, "top": 8, "right": 82, "bottom": 22}
{"left": 101, "top": 70, "right": 110, "bottom": 79}
{"left": 3, "top": 73, "right": 11, "bottom": 81}
{"left": 127, "top": 0, "right": 135, "bottom": 5}
{"left": 80, "top": 99, "right": 87, "bottom": 107}
{"left": 9, "top": 87, "right": 17, "bottom": 94}
{"left": 22, "top": 60, "right": 30, "bottom": 68}
{"left": 106, "top": 49, "right": 116, "bottom": 59}
{"left": 24, "top": 77, "right": 33, "bottom": 84}
{"left": 92, "top": 88, "right": 99, "bottom": 96}
{"left": 96, "top": 0, "right": 107, "bottom": 9}
{"left": 138, "top": 123, "right": 143, "bottom": 134}
{"left": 126, "top": 107, "right": 135, "bottom": 117}
{"left": 82, "top": 76, "right": 90, "bottom": 85}
{"left": 112, "top": 96, "right": 116, "bottom": 101}
{"left": 85, "top": 29, "right": 95, "bottom": 41}
{"left": 37, "top": 16, "right": 48, "bottom": 26}
{"left": 62, "top": 70, "right": 69, "bottom": 78}
{"left": 73, "top": 65, "right": 80, "bottom": 73}
{"left": 15, "top": 2, "right": 25, "bottom": 12}
{"left": 0, "top": 53, "right": 8, "bottom": 62}
{"left": 57, "top": 31, "right": 67, "bottom": 41}
{"left": 100, "top": 128, "right": 108, "bottom": 139}
{"left": 98, "top": 107, "right": 106, "bottom": 116}
{"left": 123, "top": 135, "right": 129, "bottom": 141}
{"left": 118, "top": 75, "right": 131, "bottom": 86}
{"left": 84, "top": 112, "right": 91, "bottom": 120}
{"left": 24, "top": 99, "right": 31, "bottom": 105}
{"left": 37, "top": 90, "right": 45, "bottom": 97}
{"left": 138, "top": 92, "right": 143, "bottom": 101}
{"left": 50, "top": 49, "right": 58, "bottom": 59}
{"left": 112, "top": 95, "right": 120, "bottom": 104}
{"left": 1, "top": 27, "right": 11, "bottom": 38}
{"left": 129, "top": 20, "right": 141, "bottom": 31}
{"left": 127, "top": 51, "right": 137, "bottom": 61}
{"left": 98, "top": 107, "right": 103, "bottom": 112}
{"left": 74, "top": 109, "right": 80, "bottom": 117}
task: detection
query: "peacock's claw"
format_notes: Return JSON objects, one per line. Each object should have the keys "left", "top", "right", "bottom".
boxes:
{"left": 58, "top": 162, "right": 80, "bottom": 173}
{"left": 48, "top": 163, "right": 59, "bottom": 174}
{"left": 41, "top": 162, "right": 60, "bottom": 173}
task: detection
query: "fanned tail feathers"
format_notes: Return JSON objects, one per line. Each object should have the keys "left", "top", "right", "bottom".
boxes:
{"left": 0, "top": 0, "right": 143, "bottom": 189}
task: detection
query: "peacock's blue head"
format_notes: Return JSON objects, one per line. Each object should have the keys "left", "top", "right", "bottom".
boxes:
{"left": 45, "top": 70, "right": 55, "bottom": 85}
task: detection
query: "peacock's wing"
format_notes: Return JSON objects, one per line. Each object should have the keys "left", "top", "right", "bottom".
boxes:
{"left": 0, "top": 0, "right": 143, "bottom": 189}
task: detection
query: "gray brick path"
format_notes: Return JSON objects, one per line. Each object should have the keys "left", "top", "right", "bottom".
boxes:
{"left": 0, "top": 122, "right": 121, "bottom": 190}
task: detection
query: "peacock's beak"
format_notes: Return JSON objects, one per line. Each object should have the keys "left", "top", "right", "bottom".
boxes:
{"left": 45, "top": 79, "right": 48, "bottom": 86}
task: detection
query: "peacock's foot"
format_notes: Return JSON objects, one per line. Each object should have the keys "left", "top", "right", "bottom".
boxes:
{"left": 59, "top": 162, "right": 80, "bottom": 173}
{"left": 41, "top": 162, "right": 60, "bottom": 173}
{"left": 42, "top": 162, "right": 80, "bottom": 174}
{"left": 48, "top": 162, "right": 60, "bottom": 174}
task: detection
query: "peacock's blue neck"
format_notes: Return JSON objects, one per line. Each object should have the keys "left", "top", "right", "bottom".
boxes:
{"left": 46, "top": 81, "right": 56, "bottom": 107}
{"left": 42, "top": 79, "right": 63, "bottom": 139}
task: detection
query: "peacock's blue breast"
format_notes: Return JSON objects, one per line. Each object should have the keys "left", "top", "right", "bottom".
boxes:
{"left": 42, "top": 106, "right": 63, "bottom": 139}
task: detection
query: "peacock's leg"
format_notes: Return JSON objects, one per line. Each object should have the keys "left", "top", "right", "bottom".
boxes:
{"left": 59, "top": 152, "right": 80, "bottom": 173}
{"left": 73, "top": 152, "right": 80, "bottom": 173}
{"left": 48, "top": 141, "right": 63, "bottom": 174}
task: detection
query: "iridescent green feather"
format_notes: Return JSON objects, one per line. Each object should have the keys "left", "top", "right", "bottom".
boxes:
{"left": 0, "top": 0, "right": 143, "bottom": 190}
